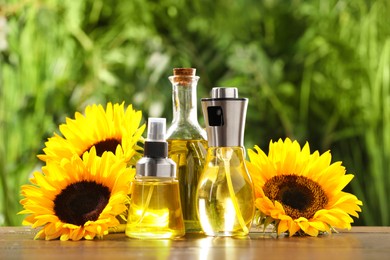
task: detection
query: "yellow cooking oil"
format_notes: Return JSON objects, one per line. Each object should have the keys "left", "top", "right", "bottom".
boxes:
{"left": 167, "top": 139, "right": 207, "bottom": 233}
{"left": 196, "top": 147, "right": 255, "bottom": 237}
{"left": 126, "top": 178, "right": 185, "bottom": 239}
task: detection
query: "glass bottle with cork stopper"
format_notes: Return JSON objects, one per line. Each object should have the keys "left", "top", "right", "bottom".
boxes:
{"left": 166, "top": 68, "right": 207, "bottom": 233}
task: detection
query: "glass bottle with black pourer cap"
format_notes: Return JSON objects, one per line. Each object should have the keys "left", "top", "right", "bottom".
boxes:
{"left": 196, "top": 87, "right": 255, "bottom": 237}
{"left": 166, "top": 68, "right": 207, "bottom": 233}
{"left": 126, "top": 118, "right": 185, "bottom": 239}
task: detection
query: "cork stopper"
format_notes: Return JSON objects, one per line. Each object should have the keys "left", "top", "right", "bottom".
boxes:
{"left": 171, "top": 68, "right": 198, "bottom": 85}
{"left": 173, "top": 68, "right": 196, "bottom": 76}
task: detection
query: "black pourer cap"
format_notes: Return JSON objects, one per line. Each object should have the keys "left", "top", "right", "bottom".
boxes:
{"left": 144, "top": 141, "right": 168, "bottom": 158}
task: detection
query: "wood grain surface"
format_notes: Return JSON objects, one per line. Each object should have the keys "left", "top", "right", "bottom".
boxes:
{"left": 1, "top": 226, "right": 389, "bottom": 259}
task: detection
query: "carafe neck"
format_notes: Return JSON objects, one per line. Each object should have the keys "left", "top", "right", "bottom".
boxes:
{"left": 169, "top": 76, "right": 199, "bottom": 125}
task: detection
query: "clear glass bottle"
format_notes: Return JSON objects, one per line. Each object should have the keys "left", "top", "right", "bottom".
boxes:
{"left": 127, "top": 177, "right": 185, "bottom": 239}
{"left": 197, "top": 87, "right": 255, "bottom": 237}
{"left": 197, "top": 146, "right": 255, "bottom": 237}
{"left": 166, "top": 68, "right": 207, "bottom": 233}
{"left": 126, "top": 118, "right": 185, "bottom": 239}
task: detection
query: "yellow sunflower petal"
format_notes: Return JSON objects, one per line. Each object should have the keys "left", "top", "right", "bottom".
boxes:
{"left": 84, "top": 231, "right": 96, "bottom": 240}
{"left": 45, "top": 222, "right": 62, "bottom": 239}
{"left": 34, "top": 229, "right": 46, "bottom": 240}
{"left": 31, "top": 171, "right": 57, "bottom": 192}
{"left": 298, "top": 220, "right": 319, "bottom": 237}
{"left": 287, "top": 221, "right": 301, "bottom": 236}
{"left": 70, "top": 228, "right": 85, "bottom": 241}
{"left": 60, "top": 232, "right": 70, "bottom": 241}
{"left": 277, "top": 219, "right": 289, "bottom": 234}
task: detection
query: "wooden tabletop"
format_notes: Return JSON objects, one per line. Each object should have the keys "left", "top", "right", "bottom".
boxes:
{"left": 1, "top": 226, "right": 389, "bottom": 259}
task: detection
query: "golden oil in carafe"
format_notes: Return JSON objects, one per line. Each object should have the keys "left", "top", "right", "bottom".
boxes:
{"left": 126, "top": 179, "right": 185, "bottom": 239}
{"left": 196, "top": 147, "right": 255, "bottom": 237}
{"left": 168, "top": 139, "right": 207, "bottom": 232}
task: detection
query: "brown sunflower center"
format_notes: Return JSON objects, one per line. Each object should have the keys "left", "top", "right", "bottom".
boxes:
{"left": 263, "top": 175, "right": 328, "bottom": 220}
{"left": 54, "top": 181, "right": 111, "bottom": 226}
{"left": 89, "top": 138, "right": 121, "bottom": 156}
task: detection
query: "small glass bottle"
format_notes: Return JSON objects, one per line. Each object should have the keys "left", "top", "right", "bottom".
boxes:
{"left": 197, "top": 87, "right": 255, "bottom": 237}
{"left": 126, "top": 118, "right": 185, "bottom": 239}
{"left": 166, "top": 68, "right": 207, "bottom": 233}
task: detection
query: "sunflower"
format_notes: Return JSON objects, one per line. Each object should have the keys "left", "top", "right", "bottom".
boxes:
{"left": 246, "top": 138, "right": 362, "bottom": 237}
{"left": 38, "top": 102, "right": 145, "bottom": 166}
{"left": 19, "top": 148, "right": 135, "bottom": 241}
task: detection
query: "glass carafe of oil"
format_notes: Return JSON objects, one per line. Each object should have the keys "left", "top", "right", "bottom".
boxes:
{"left": 166, "top": 68, "right": 207, "bottom": 233}
{"left": 197, "top": 87, "right": 255, "bottom": 237}
{"left": 126, "top": 118, "right": 185, "bottom": 239}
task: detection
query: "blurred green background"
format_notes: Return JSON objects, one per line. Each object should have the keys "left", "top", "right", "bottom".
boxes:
{"left": 1, "top": 0, "right": 389, "bottom": 226}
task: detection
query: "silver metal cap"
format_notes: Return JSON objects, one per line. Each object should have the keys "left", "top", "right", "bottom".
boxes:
{"left": 201, "top": 87, "right": 248, "bottom": 147}
{"left": 211, "top": 87, "right": 238, "bottom": 98}
{"left": 136, "top": 157, "right": 176, "bottom": 177}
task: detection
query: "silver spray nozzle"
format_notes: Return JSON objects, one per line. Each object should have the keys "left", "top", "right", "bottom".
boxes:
{"left": 147, "top": 118, "right": 166, "bottom": 141}
{"left": 201, "top": 87, "right": 248, "bottom": 147}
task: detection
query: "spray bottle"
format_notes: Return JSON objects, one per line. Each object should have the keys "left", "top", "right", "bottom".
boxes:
{"left": 196, "top": 87, "right": 255, "bottom": 237}
{"left": 126, "top": 118, "right": 185, "bottom": 239}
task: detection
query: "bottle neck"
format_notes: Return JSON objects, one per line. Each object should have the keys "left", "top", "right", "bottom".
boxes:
{"left": 206, "top": 146, "right": 247, "bottom": 166}
{"left": 170, "top": 77, "right": 199, "bottom": 125}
